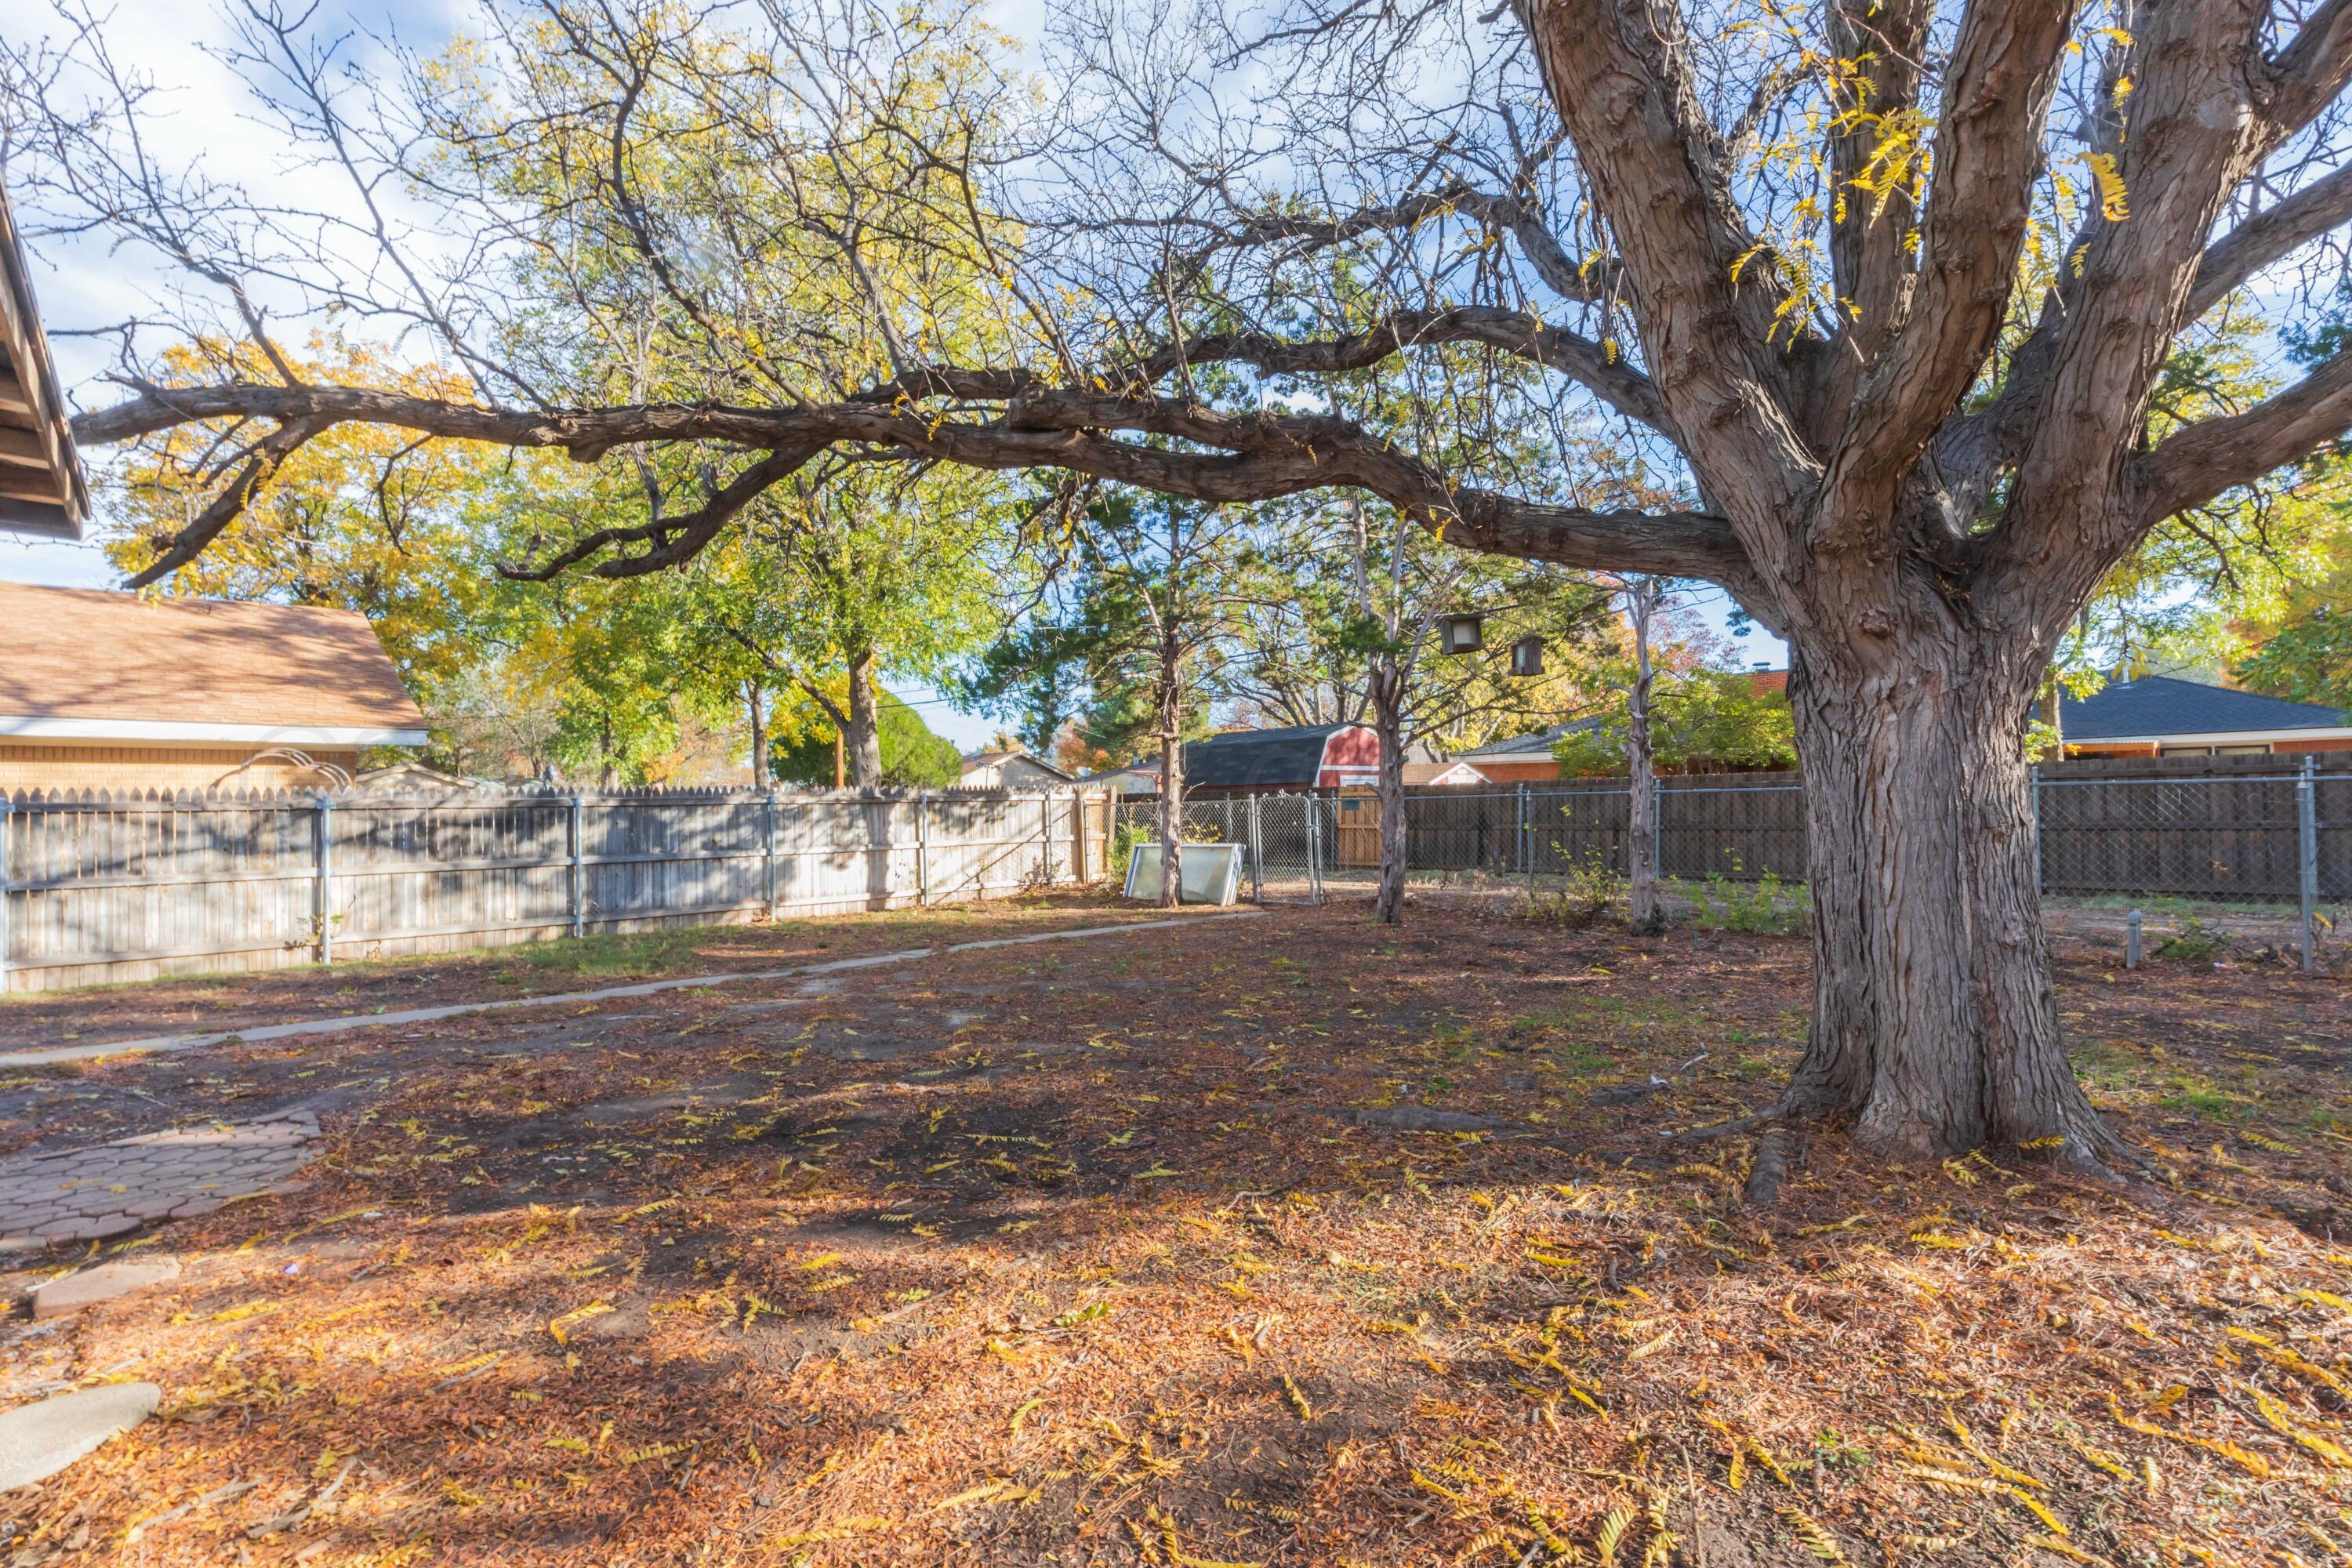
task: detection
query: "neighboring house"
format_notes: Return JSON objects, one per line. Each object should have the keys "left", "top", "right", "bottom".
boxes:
{"left": 1446, "top": 717, "right": 1617, "bottom": 783}
{"left": 1403, "top": 759, "right": 1491, "bottom": 786}
{"left": 959, "top": 750, "right": 1073, "bottom": 789}
{"left": 0, "top": 187, "right": 87, "bottom": 541}
{"left": 1181, "top": 723, "right": 1381, "bottom": 797}
{"left": 2058, "top": 674, "right": 2351, "bottom": 758}
{"left": 0, "top": 583, "right": 429, "bottom": 793}
{"left": 1450, "top": 666, "right": 1792, "bottom": 782}
{"left": 1078, "top": 763, "right": 1162, "bottom": 797}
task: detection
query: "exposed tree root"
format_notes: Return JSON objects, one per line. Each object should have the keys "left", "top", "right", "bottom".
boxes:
{"left": 1744, "top": 1128, "right": 1792, "bottom": 1209}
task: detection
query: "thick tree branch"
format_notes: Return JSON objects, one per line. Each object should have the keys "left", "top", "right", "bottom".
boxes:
{"left": 2128, "top": 334, "right": 2352, "bottom": 523}
{"left": 853, "top": 310, "right": 1670, "bottom": 433}
{"left": 1524, "top": 0, "right": 1821, "bottom": 559}
{"left": 2187, "top": 161, "right": 2352, "bottom": 318}
{"left": 1824, "top": 0, "right": 1933, "bottom": 376}
{"left": 123, "top": 416, "right": 334, "bottom": 589}
{"left": 1827, "top": 0, "right": 2073, "bottom": 518}
{"left": 1998, "top": 0, "right": 2270, "bottom": 581}
{"left": 1127, "top": 307, "right": 1672, "bottom": 434}
{"left": 81, "top": 378, "right": 1747, "bottom": 587}
{"left": 2261, "top": 0, "right": 2352, "bottom": 145}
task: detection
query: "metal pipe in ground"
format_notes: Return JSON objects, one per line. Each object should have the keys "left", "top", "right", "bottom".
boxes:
{"left": 2125, "top": 908, "right": 2142, "bottom": 971}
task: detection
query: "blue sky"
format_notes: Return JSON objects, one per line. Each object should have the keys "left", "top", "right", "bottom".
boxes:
{"left": 0, "top": 0, "right": 1783, "bottom": 755}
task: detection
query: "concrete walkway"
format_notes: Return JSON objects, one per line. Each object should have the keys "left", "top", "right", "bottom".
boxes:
{"left": 0, "top": 910, "right": 1267, "bottom": 1070}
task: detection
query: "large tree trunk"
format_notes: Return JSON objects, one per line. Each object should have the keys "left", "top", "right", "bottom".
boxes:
{"left": 1777, "top": 632, "right": 2118, "bottom": 1167}
{"left": 1156, "top": 682, "right": 1184, "bottom": 910}
{"left": 747, "top": 677, "right": 768, "bottom": 786}
{"left": 843, "top": 647, "right": 884, "bottom": 788}
{"left": 1370, "top": 654, "right": 1407, "bottom": 925}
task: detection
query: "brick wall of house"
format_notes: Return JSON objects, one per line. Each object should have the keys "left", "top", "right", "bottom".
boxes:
{"left": 0, "top": 744, "right": 361, "bottom": 795}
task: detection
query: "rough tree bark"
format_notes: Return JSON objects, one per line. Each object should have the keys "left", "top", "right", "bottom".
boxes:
{"left": 746, "top": 677, "right": 768, "bottom": 787}
{"left": 1775, "top": 600, "right": 2115, "bottom": 1163}
{"left": 844, "top": 648, "right": 883, "bottom": 788}
{"left": 1369, "top": 654, "right": 1408, "bottom": 925}
{"left": 798, "top": 650, "right": 884, "bottom": 789}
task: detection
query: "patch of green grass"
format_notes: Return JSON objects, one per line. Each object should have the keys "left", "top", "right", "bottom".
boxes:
{"left": 2068, "top": 1035, "right": 2276, "bottom": 1126}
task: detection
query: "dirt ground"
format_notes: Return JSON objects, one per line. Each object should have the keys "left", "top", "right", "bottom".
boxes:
{"left": 2, "top": 890, "right": 2350, "bottom": 1566}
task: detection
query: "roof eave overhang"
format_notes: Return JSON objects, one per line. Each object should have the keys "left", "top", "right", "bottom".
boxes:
{"left": 0, "top": 192, "right": 89, "bottom": 542}
{"left": 0, "top": 716, "right": 429, "bottom": 748}
{"left": 2071, "top": 726, "right": 2352, "bottom": 746}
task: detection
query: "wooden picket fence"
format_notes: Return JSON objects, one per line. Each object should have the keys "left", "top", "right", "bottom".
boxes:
{"left": 0, "top": 786, "right": 1118, "bottom": 993}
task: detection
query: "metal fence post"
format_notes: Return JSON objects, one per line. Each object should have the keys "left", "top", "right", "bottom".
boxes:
{"left": 2301, "top": 756, "right": 2321, "bottom": 975}
{"left": 1516, "top": 783, "right": 1529, "bottom": 877}
{"left": 569, "top": 794, "right": 586, "bottom": 939}
{"left": 1040, "top": 792, "right": 1053, "bottom": 885}
{"left": 2125, "top": 908, "right": 2143, "bottom": 970}
{"left": 1247, "top": 792, "right": 1265, "bottom": 902}
{"left": 1305, "top": 789, "right": 1323, "bottom": 903}
{"left": 314, "top": 794, "right": 335, "bottom": 965}
{"left": 1525, "top": 787, "right": 1537, "bottom": 897}
{"left": 764, "top": 789, "right": 779, "bottom": 920}
{"left": 916, "top": 792, "right": 930, "bottom": 906}
{"left": 1654, "top": 782, "right": 1668, "bottom": 886}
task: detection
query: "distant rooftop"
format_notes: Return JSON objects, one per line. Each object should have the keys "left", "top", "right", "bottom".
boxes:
{"left": 1453, "top": 717, "right": 1604, "bottom": 759}
{"left": 2060, "top": 675, "right": 2347, "bottom": 742}
{"left": 0, "top": 583, "right": 426, "bottom": 746}
{"left": 1185, "top": 723, "right": 1364, "bottom": 789}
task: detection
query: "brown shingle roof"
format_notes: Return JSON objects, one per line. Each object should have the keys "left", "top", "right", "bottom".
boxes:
{"left": 0, "top": 583, "right": 424, "bottom": 731}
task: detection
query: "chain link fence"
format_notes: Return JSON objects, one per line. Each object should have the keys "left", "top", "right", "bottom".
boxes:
{"left": 1112, "top": 761, "right": 2349, "bottom": 967}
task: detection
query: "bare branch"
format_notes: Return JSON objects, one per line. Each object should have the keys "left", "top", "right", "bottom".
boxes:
{"left": 497, "top": 445, "right": 822, "bottom": 581}
{"left": 1127, "top": 307, "right": 1671, "bottom": 433}
{"left": 122, "top": 416, "right": 334, "bottom": 589}
{"left": 2188, "top": 161, "right": 2352, "bottom": 318}
{"left": 2261, "top": 0, "right": 2352, "bottom": 145}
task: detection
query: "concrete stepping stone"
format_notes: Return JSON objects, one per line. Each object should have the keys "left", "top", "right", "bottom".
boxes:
{"left": 27, "top": 1258, "right": 182, "bottom": 1320}
{"left": 0, "top": 1383, "right": 161, "bottom": 1492}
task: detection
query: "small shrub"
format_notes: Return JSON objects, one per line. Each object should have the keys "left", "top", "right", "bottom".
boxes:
{"left": 1689, "top": 859, "right": 1809, "bottom": 934}
{"left": 2155, "top": 916, "right": 2224, "bottom": 964}
{"left": 1109, "top": 819, "right": 1151, "bottom": 882}
{"left": 1522, "top": 857, "right": 1624, "bottom": 928}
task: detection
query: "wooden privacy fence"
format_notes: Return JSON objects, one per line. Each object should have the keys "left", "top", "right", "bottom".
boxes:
{"left": 0, "top": 786, "right": 1118, "bottom": 993}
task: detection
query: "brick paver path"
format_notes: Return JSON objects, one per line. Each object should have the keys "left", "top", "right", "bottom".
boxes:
{"left": 0, "top": 1112, "right": 318, "bottom": 1245}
